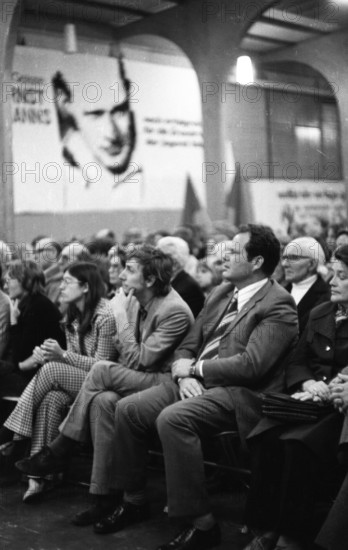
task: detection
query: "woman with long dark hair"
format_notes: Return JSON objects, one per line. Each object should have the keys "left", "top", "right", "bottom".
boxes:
{"left": 0, "top": 260, "right": 64, "bottom": 395}
{"left": 0, "top": 262, "right": 117, "bottom": 500}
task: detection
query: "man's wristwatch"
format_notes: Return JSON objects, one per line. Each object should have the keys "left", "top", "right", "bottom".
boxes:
{"left": 189, "top": 363, "right": 196, "bottom": 377}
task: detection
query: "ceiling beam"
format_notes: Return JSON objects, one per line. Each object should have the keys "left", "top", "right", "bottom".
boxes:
{"left": 245, "top": 33, "right": 295, "bottom": 47}
{"left": 259, "top": 14, "right": 328, "bottom": 35}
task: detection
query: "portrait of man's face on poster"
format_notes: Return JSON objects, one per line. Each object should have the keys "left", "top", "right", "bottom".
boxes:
{"left": 52, "top": 57, "right": 136, "bottom": 178}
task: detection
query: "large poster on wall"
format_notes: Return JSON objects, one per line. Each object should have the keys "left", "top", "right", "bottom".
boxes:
{"left": 10, "top": 46, "right": 205, "bottom": 213}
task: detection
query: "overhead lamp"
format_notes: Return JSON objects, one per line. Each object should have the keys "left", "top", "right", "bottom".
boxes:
{"left": 64, "top": 24, "right": 77, "bottom": 54}
{"left": 236, "top": 55, "right": 254, "bottom": 85}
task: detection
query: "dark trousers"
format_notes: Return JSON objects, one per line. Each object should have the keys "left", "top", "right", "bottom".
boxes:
{"left": 112, "top": 383, "right": 246, "bottom": 518}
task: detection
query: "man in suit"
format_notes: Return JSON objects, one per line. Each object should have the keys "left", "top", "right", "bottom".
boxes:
{"left": 57, "top": 224, "right": 297, "bottom": 545}
{"left": 157, "top": 236, "right": 205, "bottom": 318}
{"left": 282, "top": 236, "right": 330, "bottom": 334}
{"left": 16, "top": 244, "right": 194, "bottom": 523}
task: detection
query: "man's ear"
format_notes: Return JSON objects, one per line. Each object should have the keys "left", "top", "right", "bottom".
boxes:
{"left": 308, "top": 258, "right": 317, "bottom": 274}
{"left": 251, "top": 255, "right": 264, "bottom": 271}
{"left": 145, "top": 275, "right": 156, "bottom": 288}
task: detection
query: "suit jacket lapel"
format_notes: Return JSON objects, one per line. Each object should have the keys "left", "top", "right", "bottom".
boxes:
{"left": 223, "top": 279, "right": 272, "bottom": 336}
{"left": 139, "top": 296, "right": 159, "bottom": 342}
{"left": 200, "top": 285, "right": 234, "bottom": 346}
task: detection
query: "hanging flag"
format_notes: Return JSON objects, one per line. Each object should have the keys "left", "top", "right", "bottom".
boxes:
{"left": 181, "top": 175, "right": 212, "bottom": 229}
{"left": 225, "top": 161, "right": 254, "bottom": 225}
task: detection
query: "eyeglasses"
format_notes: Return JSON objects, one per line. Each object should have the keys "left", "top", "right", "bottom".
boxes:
{"left": 282, "top": 255, "right": 312, "bottom": 262}
{"left": 60, "top": 278, "right": 82, "bottom": 287}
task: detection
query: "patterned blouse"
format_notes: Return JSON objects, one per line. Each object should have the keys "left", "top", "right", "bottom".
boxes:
{"left": 63, "top": 297, "right": 117, "bottom": 372}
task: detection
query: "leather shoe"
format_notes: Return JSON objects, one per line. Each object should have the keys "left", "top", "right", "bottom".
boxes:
{"left": 15, "top": 446, "right": 67, "bottom": 477}
{"left": 243, "top": 532, "right": 278, "bottom": 550}
{"left": 156, "top": 523, "right": 221, "bottom": 550}
{"left": 72, "top": 496, "right": 121, "bottom": 527}
{"left": 94, "top": 501, "right": 149, "bottom": 534}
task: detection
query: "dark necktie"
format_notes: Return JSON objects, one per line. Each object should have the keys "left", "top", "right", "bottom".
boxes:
{"left": 198, "top": 291, "right": 238, "bottom": 361}
{"left": 135, "top": 306, "right": 147, "bottom": 343}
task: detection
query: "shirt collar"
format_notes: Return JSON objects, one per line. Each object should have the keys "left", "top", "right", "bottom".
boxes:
{"left": 291, "top": 274, "right": 317, "bottom": 290}
{"left": 237, "top": 278, "right": 268, "bottom": 312}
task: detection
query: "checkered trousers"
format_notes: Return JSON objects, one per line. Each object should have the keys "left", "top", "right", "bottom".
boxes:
{"left": 5, "top": 298, "right": 117, "bottom": 450}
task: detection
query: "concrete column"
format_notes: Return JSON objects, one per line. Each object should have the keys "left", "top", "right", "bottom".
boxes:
{"left": 0, "top": 0, "right": 20, "bottom": 242}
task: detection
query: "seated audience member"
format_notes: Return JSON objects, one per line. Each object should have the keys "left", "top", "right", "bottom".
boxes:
{"left": 336, "top": 228, "right": 348, "bottom": 248}
{"left": 157, "top": 236, "right": 205, "bottom": 317}
{"left": 144, "top": 230, "right": 170, "bottom": 247}
{"left": 282, "top": 236, "right": 330, "bottom": 334}
{"left": 122, "top": 227, "right": 144, "bottom": 247}
{"left": 55, "top": 242, "right": 93, "bottom": 312}
{"left": 17, "top": 245, "right": 194, "bottom": 524}
{"left": 0, "top": 262, "right": 117, "bottom": 501}
{"left": 196, "top": 258, "right": 222, "bottom": 297}
{"left": 26, "top": 225, "right": 299, "bottom": 543}
{"left": 107, "top": 244, "right": 126, "bottom": 298}
{"left": 94, "top": 228, "right": 116, "bottom": 245}
{"left": 0, "top": 263, "right": 11, "bottom": 359}
{"left": 0, "top": 260, "right": 64, "bottom": 396}
{"left": 172, "top": 225, "right": 200, "bottom": 276}
{"left": 34, "top": 237, "right": 62, "bottom": 304}
{"left": 243, "top": 244, "right": 348, "bottom": 550}
{"left": 58, "top": 242, "right": 91, "bottom": 272}
{"left": 86, "top": 237, "right": 113, "bottom": 259}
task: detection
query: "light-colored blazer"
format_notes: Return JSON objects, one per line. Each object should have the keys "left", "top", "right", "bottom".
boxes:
{"left": 114, "top": 288, "right": 194, "bottom": 373}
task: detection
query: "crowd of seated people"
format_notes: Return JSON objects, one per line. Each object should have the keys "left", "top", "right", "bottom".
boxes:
{"left": 0, "top": 217, "right": 348, "bottom": 550}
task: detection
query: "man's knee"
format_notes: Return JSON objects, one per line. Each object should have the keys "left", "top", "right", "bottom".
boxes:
{"left": 90, "top": 391, "right": 119, "bottom": 424}
{"left": 115, "top": 394, "right": 151, "bottom": 434}
{"left": 156, "top": 402, "right": 184, "bottom": 440}
{"left": 88, "top": 360, "right": 117, "bottom": 388}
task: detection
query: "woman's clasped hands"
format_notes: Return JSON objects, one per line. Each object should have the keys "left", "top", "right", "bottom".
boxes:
{"left": 38, "top": 339, "right": 66, "bottom": 363}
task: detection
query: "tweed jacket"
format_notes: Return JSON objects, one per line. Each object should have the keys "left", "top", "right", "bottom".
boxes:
{"left": 113, "top": 288, "right": 194, "bottom": 373}
{"left": 63, "top": 297, "right": 118, "bottom": 372}
{"left": 175, "top": 279, "right": 299, "bottom": 393}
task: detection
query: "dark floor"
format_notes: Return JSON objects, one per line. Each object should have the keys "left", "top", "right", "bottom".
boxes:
{"left": 0, "top": 465, "right": 251, "bottom": 550}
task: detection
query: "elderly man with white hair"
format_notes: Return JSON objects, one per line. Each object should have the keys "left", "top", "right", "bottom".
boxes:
{"left": 157, "top": 236, "right": 204, "bottom": 318}
{"left": 281, "top": 236, "right": 330, "bottom": 334}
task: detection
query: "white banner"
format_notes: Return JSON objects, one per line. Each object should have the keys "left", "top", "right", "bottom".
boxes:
{"left": 247, "top": 179, "right": 346, "bottom": 233}
{"left": 10, "top": 46, "right": 205, "bottom": 213}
